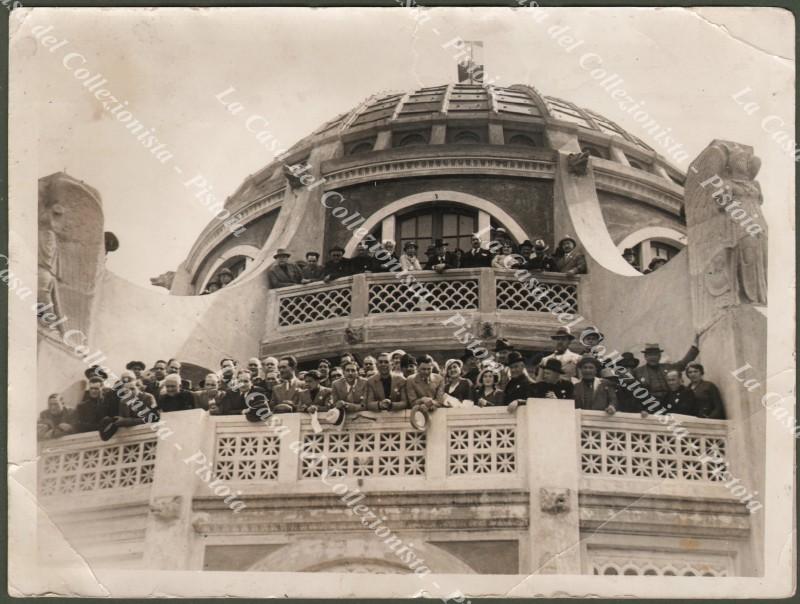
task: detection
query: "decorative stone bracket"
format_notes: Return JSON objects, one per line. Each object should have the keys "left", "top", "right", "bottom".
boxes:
{"left": 540, "top": 487, "right": 570, "bottom": 514}
{"left": 149, "top": 495, "right": 183, "bottom": 522}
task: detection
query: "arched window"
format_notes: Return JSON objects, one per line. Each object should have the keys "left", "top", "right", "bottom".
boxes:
{"left": 348, "top": 141, "right": 374, "bottom": 155}
{"left": 453, "top": 131, "right": 481, "bottom": 144}
{"left": 396, "top": 133, "right": 427, "bottom": 147}
{"left": 508, "top": 134, "right": 538, "bottom": 147}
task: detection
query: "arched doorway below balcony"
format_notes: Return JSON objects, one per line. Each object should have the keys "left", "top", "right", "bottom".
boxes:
{"left": 343, "top": 191, "right": 528, "bottom": 262}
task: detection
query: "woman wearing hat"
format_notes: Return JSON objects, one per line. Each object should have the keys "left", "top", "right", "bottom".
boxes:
{"left": 473, "top": 368, "right": 505, "bottom": 407}
{"left": 400, "top": 242, "right": 422, "bottom": 272}
{"left": 554, "top": 236, "right": 587, "bottom": 275}
{"left": 442, "top": 359, "right": 473, "bottom": 404}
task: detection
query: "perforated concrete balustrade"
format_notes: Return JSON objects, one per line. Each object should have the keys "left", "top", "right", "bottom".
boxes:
{"left": 272, "top": 268, "right": 580, "bottom": 328}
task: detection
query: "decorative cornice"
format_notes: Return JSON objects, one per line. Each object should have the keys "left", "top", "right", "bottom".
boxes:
{"left": 322, "top": 155, "right": 556, "bottom": 189}
{"left": 186, "top": 187, "right": 286, "bottom": 274}
{"left": 593, "top": 163, "right": 684, "bottom": 216}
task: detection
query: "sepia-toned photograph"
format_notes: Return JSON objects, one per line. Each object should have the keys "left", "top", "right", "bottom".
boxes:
{"left": 7, "top": 5, "right": 795, "bottom": 598}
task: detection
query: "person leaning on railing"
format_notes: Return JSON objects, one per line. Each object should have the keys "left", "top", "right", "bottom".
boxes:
{"left": 330, "top": 361, "right": 368, "bottom": 413}
{"left": 365, "top": 352, "right": 408, "bottom": 411}
{"left": 572, "top": 355, "right": 617, "bottom": 415}
{"left": 266, "top": 248, "right": 303, "bottom": 289}
{"left": 399, "top": 242, "right": 423, "bottom": 272}
{"left": 442, "top": 359, "right": 473, "bottom": 404}
{"left": 323, "top": 246, "right": 351, "bottom": 282}
{"left": 38, "top": 394, "right": 76, "bottom": 440}
{"left": 423, "top": 239, "right": 458, "bottom": 273}
{"left": 554, "top": 237, "right": 587, "bottom": 275}
{"left": 686, "top": 363, "right": 726, "bottom": 419}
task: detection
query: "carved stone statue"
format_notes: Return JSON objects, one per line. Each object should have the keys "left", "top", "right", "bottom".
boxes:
{"left": 38, "top": 173, "right": 106, "bottom": 337}
{"left": 37, "top": 197, "right": 65, "bottom": 332}
{"left": 150, "top": 271, "right": 176, "bottom": 290}
{"left": 567, "top": 150, "right": 590, "bottom": 176}
{"left": 684, "top": 140, "right": 768, "bottom": 332}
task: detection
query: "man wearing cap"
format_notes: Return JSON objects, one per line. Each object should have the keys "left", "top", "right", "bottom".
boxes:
{"left": 527, "top": 239, "right": 558, "bottom": 272}
{"left": 323, "top": 246, "right": 351, "bottom": 281}
{"left": 349, "top": 242, "right": 380, "bottom": 274}
{"left": 300, "top": 251, "right": 325, "bottom": 283}
{"left": 366, "top": 352, "right": 408, "bottom": 411}
{"left": 555, "top": 237, "right": 587, "bottom": 275}
{"left": 217, "top": 267, "right": 235, "bottom": 288}
{"left": 536, "top": 327, "right": 582, "bottom": 382}
{"left": 573, "top": 355, "right": 617, "bottom": 413}
{"left": 267, "top": 248, "right": 302, "bottom": 289}
{"left": 461, "top": 235, "right": 493, "bottom": 268}
{"left": 531, "top": 358, "right": 575, "bottom": 400}
{"left": 503, "top": 351, "right": 535, "bottom": 408}
{"left": 424, "top": 239, "right": 457, "bottom": 272}
{"left": 400, "top": 242, "right": 422, "bottom": 272}
{"left": 633, "top": 336, "right": 700, "bottom": 403}
{"left": 126, "top": 361, "right": 147, "bottom": 382}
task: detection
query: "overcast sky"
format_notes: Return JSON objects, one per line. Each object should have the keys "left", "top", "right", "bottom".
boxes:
{"left": 19, "top": 6, "right": 794, "bottom": 290}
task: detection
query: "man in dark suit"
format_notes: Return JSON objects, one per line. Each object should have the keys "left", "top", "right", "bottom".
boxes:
{"left": 460, "top": 235, "right": 493, "bottom": 268}
{"left": 266, "top": 248, "right": 303, "bottom": 289}
{"left": 323, "top": 246, "right": 351, "bottom": 282}
{"left": 503, "top": 351, "right": 535, "bottom": 409}
{"left": 573, "top": 355, "right": 617, "bottom": 414}
{"left": 527, "top": 239, "right": 558, "bottom": 272}
{"left": 214, "top": 370, "right": 268, "bottom": 416}
{"left": 295, "top": 370, "right": 333, "bottom": 412}
{"left": 633, "top": 338, "right": 699, "bottom": 403}
{"left": 349, "top": 242, "right": 380, "bottom": 274}
{"left": 424, "top": 239, "right": 458, "bottom": 272}
{"left": 660, "top": 370, "right": 697, "bottom": 416}
{"left": 300, "top": 251, "right": 325, "bottom": 283}
{"left": 74, "top": 377, "right": 112, "bottom": 433}
{"left": 531, "top": 358, "right": 574, "bottom": 400}
{"left": 157, "top": 374, "right": 196, "bottom": 413}
{"left": 366, "top": 352, "right": 408, "bottom": 411}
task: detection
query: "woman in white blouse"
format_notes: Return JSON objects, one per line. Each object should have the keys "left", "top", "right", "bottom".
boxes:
{"left": 400, "top": 241, "right": 422, "bottom": 271}
{"left": 492, "top": 241, "right": 516, "bottom": 269}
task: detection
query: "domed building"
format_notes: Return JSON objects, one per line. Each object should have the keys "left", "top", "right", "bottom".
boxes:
{"left": 36, "top": 76, "right": 767, "bottom": 581}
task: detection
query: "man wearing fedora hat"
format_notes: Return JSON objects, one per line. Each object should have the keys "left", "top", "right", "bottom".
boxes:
{"left": 300, "top": 251, "right": 325, "bottom": 283}
{"left": 503, "top": 351, "right": 534, "bottom": 408}
{"left": 267, "top": 248, "right": 302, "bottom": 289}
{"left": 536, "top": 327, "right": 582, "bottom": 382}
{"left": 573, "top": 355, "right": 617, "bottom": 414}
{"left": 461, "top": 234, "right": 493, "bottom": 268}
{"left": 531, "top": 358, "right": 574, "bottom": 400}
{"left": 633, "top": 336, "right": 699, "bottom": 403}
{"left": 424, "top": 239, "right": 457, "bottom": 272}
{"left": 555, "top": 236, "right": 586, "bottom": 275}
{"left": 527, "top": 239, "right": 558, "bottom": 272}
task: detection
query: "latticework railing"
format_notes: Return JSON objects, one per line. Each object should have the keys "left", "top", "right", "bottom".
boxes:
{"left": 447, "top": 425, "right": 517, "bottom": 475}
{"left": 590, "top": 554, "right": 730, "bottom": 576}
{"left": 299, "top": 428, "right": 427, "bottom": 479}
{"left": 214, "top": 433, "right": 282, "bottom": 481}
{"left": 39, "top": 437, "right": 157, "bottom": 496}
{"left": 496, "top": 277, "right": 578, "bottom": 313}
{"left": 368, "top": 279, "right": 479, "bottom": 313}
{"left": 579, "top": 416, "right": 728, "bottom": 482}
{"left": 278, "top": 285, "right": 352, "bottom": 326}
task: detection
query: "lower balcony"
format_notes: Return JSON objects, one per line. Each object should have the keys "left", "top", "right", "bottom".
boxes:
{"left": 261, "top": 268, "right": 581, "bottom": 359}
{"left": 37, "top": 402, "right": 752, "bottom": 576}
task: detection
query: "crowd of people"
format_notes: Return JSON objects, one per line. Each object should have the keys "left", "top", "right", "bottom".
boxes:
{"left": 261, "top": 234, "right": 587, "bottom": 292}
{"left": 39, "top": 326, "right": 726, "bottom": 442}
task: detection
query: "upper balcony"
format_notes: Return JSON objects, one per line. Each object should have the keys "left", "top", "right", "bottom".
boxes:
{"left": 262, "top": 268, "right": 581, "bottom": 359}
{"left": 36, "top": 404, "right": 748, "bottom": 576}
